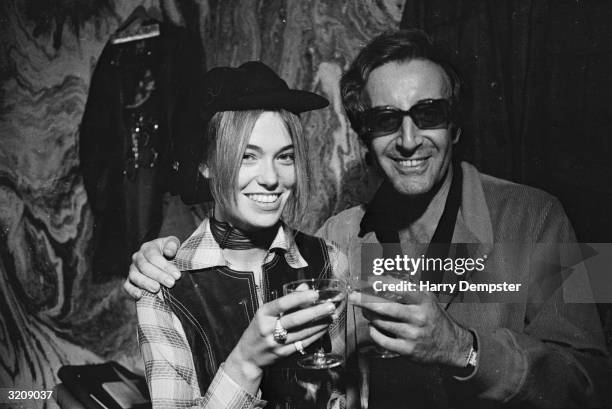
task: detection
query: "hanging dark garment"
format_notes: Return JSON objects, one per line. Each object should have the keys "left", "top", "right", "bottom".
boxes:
{"left": 79, "top": 23, "right": 203, "bottom": 279}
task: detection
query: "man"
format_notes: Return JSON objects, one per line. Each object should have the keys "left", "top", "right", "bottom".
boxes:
{"left": 124, "top": 30, "right": 610, "bottom": 408}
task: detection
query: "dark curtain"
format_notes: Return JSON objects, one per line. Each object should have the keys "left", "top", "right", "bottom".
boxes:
{"left": 401, "top": 0, "right": 612, "bottom": 242}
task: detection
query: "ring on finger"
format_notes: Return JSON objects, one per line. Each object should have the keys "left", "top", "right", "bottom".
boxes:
{"left": 294, "top": 340, "right": 306, "bottom": 355}
{"left": 273, "top": 318, "right": 288, "bottom": 344}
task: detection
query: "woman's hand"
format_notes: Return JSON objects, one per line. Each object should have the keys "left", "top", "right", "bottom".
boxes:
{"left": 225, "top": 290, "right": 335, "bottom": 394}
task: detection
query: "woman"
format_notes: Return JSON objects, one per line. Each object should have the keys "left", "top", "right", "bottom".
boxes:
{"left": 136, "top": 61, "right": 348, "bottom": 409}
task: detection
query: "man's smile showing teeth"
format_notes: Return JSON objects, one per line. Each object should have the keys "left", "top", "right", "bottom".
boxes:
{"left": 245, "top": 193, "right": 281, "bottom": 204}
{"left": 397, "top": 158, "right": 428, "bottom": 167}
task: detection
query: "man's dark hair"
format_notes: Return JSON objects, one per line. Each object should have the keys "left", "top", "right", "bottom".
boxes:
{"left": 340, "top": 29, "right": 464, "bottom": 136}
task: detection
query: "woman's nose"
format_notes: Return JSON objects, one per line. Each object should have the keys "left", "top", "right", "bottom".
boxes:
{"left": 256, "top": 160, "right": 279, "bottom": 189}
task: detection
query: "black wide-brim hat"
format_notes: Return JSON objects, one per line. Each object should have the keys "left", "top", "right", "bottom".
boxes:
{"left": 203, "top": 61, "right": 329, "bottom": 114}
{"left": 170, "top": 61, "right": 329, "bottom": 204}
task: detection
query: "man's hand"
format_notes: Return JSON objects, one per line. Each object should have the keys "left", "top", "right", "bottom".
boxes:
{"left": 123, "top": 236, "right": 182, "bottom": 300}
{"left": 349, "top": 290, "right": 473, "bottom": 368}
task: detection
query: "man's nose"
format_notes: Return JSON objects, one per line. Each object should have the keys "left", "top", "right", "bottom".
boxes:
{"left": 257, "top": 160, "right": 279, "bottom": 189}
{"left": 396, "top": 117, "right": 422, "bottom": 152}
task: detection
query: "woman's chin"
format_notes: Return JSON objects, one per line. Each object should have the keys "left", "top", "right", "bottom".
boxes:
{"left": 230, "top": 210, "right": 283, "bottom": 232}
{"left": 248, "top": 214, "right": 283, "bottom": 230}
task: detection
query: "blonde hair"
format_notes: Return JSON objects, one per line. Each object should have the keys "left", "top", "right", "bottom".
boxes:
{"left": 203, "top": 109, "right": 310, "bottom": 225}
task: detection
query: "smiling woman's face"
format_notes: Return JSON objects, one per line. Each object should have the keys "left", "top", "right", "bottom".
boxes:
{"left": 215, "top": 111, "right": 296, "bottom": 231}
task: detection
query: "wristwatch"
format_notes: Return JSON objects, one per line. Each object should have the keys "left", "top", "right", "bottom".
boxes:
{"left": 465, "top": 335, "right": 478, "bottom": 370}
{"left": 454, "top": 330, "right": 478, "bottom": 378}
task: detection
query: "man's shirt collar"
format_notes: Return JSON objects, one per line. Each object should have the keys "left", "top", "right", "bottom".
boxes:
{"left": 358, "top": 181, "right": 399, "bottom": 238}
{"left": 174, "top": 218, "right": 308, "bottom": 272}
{"left": 358, "top": 161, "right": 494, "bottom": 245}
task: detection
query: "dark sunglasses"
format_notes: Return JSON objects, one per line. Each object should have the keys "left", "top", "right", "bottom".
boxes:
{"left": 360, "top": 98, "right": 452, "bottom": 138}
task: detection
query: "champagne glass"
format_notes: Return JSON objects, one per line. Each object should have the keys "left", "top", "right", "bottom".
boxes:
{"left": 352, "top": 280, "right": 401, "bottom": 359}
{"left": 283, "top": 278, "right": 346, "bottom": 369}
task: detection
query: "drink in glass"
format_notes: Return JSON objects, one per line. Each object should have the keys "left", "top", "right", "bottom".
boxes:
{"left": 283, "top": 278, "right": 346, "bottom": 369}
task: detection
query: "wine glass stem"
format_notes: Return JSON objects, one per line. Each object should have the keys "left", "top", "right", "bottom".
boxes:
{"left": 314, "top": 348, "right": 326, "bottom": 365}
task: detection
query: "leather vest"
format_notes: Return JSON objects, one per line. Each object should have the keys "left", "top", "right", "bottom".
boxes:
{"left": 163, "top": 232, "right": 338, "bottom": 408}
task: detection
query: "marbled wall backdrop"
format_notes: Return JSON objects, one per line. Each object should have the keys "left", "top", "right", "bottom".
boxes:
{"left": 0, "top": 0, "right": 403, "bottom": 406}
{"left": 1, "top": 1, "right": 173, "bottom": 407}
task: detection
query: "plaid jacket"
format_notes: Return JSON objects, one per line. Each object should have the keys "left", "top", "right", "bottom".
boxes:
{"left": 137, "top": 219, "right": 349, "bottom": 408}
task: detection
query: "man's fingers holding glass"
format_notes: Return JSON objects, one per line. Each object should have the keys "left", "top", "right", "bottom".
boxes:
{"left": 366, "top": 313, "right": 419, "bottom": 340}
{"left": 368, "top": 325, "right": 407, "bottom": 353}
{"left": 361, "top": 305, "right": 427, "bottom": 327}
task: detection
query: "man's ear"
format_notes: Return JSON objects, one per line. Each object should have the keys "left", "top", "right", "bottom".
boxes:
{"left": 198, "top": 163, "right": 210, "bottom": 179}
{"left": 452, "top": 127, "right": 462, "bottom": 144}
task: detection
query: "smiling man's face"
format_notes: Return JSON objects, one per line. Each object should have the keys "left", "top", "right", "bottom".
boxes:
{"left": 364, "top": 59, "right": 456, "bottom": 196}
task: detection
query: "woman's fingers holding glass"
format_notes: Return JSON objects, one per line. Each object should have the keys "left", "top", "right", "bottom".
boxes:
{"left": 262, "top": 290, "right": 319, "bottom": 316}
{"left": 276, "top": 327, "right": 328, "bottom": 357}
{"left": 280, "top": 301, "right": 336, "bottom": 330}
{"left": 282, "top": 279, "right": 347, "bottom": 368}
{"left": 283, "top": 322, "right": 330, "bottom": 345}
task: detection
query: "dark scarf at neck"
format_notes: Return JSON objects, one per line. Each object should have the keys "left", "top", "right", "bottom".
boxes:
{"left": 209, "top": 217, "right": 280, "bottom": 250}
{"left": 358, "top": 162, "right": 464, "bottom": 287}
{"left": 359, "top": 161, "right": 462, "bottom": 242}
